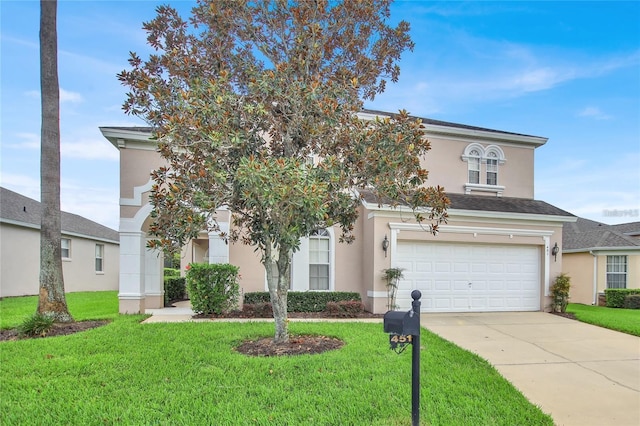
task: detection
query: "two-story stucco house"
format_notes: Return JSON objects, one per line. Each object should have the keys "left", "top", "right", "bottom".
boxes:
{"left": 0, "top": 187, "right": 119, "bottom": 297}
{"left": 100, "top": 109, "right": 575, "bottom": 314}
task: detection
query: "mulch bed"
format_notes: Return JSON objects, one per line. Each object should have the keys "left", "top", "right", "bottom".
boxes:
{"left": 550, "top": 312, "right": 577, "bottom": 320}
{"left": 0, "top": 320, "right": 109, "bottom": 342}
{"left": 236, "top": 335, "right": 344, "bottom": 357}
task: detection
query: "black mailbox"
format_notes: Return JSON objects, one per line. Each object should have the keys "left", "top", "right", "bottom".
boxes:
{"left": 383, "top": 310, "right": 420, "bottom": 336}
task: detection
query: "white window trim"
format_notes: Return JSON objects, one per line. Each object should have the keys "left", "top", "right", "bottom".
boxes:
{"left": 606, "top": 255, "right": 627, "bottom": 289}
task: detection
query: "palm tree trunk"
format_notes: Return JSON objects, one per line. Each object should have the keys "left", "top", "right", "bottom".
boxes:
{"left": 38, "top": 0, "right": 72, "bottom": 322}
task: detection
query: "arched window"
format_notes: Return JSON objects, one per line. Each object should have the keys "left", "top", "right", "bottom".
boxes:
{"left": 309, "top": 229, "right": 330, "bottom": 290}
{"left": 486, "top": 151, "right": 498, "bottom": 185}
{"left": 468, "top": 149, "right": 481, "bottom": 184}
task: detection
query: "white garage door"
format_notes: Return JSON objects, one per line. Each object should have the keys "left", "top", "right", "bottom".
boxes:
{"left": 395, "top": 242, "right": 541, "bottom": 312}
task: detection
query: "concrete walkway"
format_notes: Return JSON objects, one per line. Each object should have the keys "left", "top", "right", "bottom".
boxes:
{"left": 145, "top": 305, "right": 639, "bottom": 425}
{"left": 423, "top": 312, "right": 640, "bottom": 426}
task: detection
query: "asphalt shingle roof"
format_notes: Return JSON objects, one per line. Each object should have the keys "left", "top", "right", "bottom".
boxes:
{"left": 360, "top": 189, "right": 574, "bottom": 218}
{"left": 563, "top": 217, "right": 640, "bottom": 251}
{"left": 0, "top": 187, "right": 119, "bottom": 243}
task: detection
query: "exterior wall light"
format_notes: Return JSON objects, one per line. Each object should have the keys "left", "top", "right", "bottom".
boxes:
{"left": 551, "top": 242, "right": 559, "bottom": 262}
{"left": 382, "top": 235, "right": 389, "bottom": 257}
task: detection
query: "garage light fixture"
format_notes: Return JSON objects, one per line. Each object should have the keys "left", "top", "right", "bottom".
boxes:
{"left": 382, "top": 235, "right": 389, "bottom": 257}
{"left": 551, "top": 242, "right": 559, "bottom": 262}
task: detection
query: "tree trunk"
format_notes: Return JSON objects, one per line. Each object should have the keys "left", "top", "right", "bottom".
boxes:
{"left": 38, "top": 0, "right": 72, "bottom": 323}
{"left": 264, "top": 243, "right": 290, "bottom": 344}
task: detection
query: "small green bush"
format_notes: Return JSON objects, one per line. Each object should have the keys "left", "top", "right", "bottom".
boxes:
{"left": 550, "top": 273, "right": 571, "bottom": 313}
{"left": 18, "top": 313, "right": 55, "bottom": 337}
{"left": 605, "top": 288, "right": 640, "bottom": 308}
{"left": 623, "top": 294, "right": 640, "bottom": 309}
{"left": 244, "top": 291, "right": 361, "bottom": 312}
{"left": 164, "top": 268, "right": 180, "bottom": 277}
{"left": 164, "top": 277, "right": 186, "bottom": 306}
{"left": 325, "top": 300, "right": 365, "bottom": 317}
{"left": 186, "top": 263, "right": 240, "bottom": 315}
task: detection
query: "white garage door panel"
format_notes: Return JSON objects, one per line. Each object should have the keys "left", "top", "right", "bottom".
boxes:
{"left": 396, "top": 242, "right": 540, "bottom": 312}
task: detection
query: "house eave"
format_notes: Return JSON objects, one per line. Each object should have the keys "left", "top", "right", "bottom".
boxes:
{"left": 563, "top": 247, "right": 640, "bottom": 254}
{"left": 0, "top": 218, "right": 119, "bottom": 244}
{"left": 99, "top": 127, "right": 156, "bottom": 150}
{"left": 363, "top": 200, "right": 575, "bottom": 224}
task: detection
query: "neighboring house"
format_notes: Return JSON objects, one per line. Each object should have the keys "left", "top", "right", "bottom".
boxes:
{"left": 100, "top": 109, "right": 575, "bottom": 314}
{"left": 0, "top": 187, "right": 119, "bottom": 298}
{"left": 562, "top": 218, "right": 640, "bottom": 305}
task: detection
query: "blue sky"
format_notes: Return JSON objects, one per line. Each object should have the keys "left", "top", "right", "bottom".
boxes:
{"left": 1, "top": 0, "right": 639, "bottom": 231}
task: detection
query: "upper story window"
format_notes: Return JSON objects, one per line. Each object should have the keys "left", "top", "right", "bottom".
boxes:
{"left": 461, "top": 144, "right": 506, "bottom": 195}
{"left": 606, "top": 255, "right": 627, "bottom": 289}
{"left": 61, "top": 238, "right": 71, "bottom": 259}
{"left": 95, "top": 244, "right": 104, "bottom": 273}
{"left": 486, "top": 151, "right": 498, "bottom": 185}
{"left": 467, "top": 149, "right": 481, "bottom": 184}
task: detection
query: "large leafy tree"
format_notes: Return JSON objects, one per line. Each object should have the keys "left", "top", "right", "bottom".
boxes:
{"left": 119, "top": 0, "right": 447, "bottom": 343}
{"left": 38, "top": 0, "right": 73, "bottom": 322}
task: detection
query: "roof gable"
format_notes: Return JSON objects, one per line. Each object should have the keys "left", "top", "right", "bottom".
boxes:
{"left": 563, "top": 217, "right": 640, "bottom": 251}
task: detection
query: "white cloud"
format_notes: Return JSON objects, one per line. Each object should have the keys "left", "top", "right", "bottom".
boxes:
{"left": 536, "top": 153, "right": 640, "bottom": 225}
{"left": 578, "top": 107, "right": 612, "bottom": 120}
{"left": 23, "top": 88, "right": 84, "bottom": 103}
{"left": 60, "top": 88, "right": 83, "bottom": 104}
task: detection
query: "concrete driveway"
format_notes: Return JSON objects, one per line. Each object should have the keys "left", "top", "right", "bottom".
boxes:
{"left": 423, "top": 312, "right": 640, "bottom": 426}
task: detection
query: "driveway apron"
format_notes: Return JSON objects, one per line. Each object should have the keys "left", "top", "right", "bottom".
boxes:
{"left": 423, "top": 312, "right": 640, "bottom": 426}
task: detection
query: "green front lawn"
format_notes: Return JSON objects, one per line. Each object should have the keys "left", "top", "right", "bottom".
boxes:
{"left": 1, "top": 292, "right": 553, "bottom": 425}
{"left": 567, "top": 303, "right": 640, "bottom": 336}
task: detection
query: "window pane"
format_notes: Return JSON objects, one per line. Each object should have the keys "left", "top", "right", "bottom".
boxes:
{"left": 61, "top": 238, "right": 71, "bottom": 258}
{"left": 309, "top": 265, "right": 329, "bottom": 290}
{"left": 95, "top": 244, "right": 104, "bottom": 272}
{"left": 606, "top": 255, "right": 627, "bottom": 289}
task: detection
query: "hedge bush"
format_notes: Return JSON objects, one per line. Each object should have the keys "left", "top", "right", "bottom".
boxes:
{"left": 244, "top": 291, "right": 361, "bottom": 312}
{"left": 186, "top": 263, "right": 240, "bottom": 315}
{"left": 242, "top": 302, "right": 273, "bottom": 317}
{"left": 164, "top": 277, "right": 186, "bottom": 306}
{"left": 623, "top": 294, "right": 640, "bottom": 309}
{"left": 164, "top": 268, "right": 180, "bottom": 277}
{"left": 325, "top": 300, "right": 365, "bottom": 317}
{"left": 605, "top": 288, "right": 640, "bottom": 308}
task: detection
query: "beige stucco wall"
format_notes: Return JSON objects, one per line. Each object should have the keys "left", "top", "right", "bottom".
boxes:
{"left": 421, "top": 135, "right": 535, "bottom": 198}
{"left": 563, "top": 251, "right": 640, "bottom": 305}
{"left": 0, "top": 223, "right": 119, "bottom": 298}
{"left": 563, "top": 252, "right": 596, "bottom": 305}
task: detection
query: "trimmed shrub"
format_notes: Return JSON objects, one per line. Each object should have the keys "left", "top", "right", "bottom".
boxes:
{"left": 186, "top": 263, "right": 240, "bottom": 315}
{"left": 325, "top": 300, "right": 365, "bottom": 318}
{"left": 164, "top": 277, "right": 186, "bottom": 306}
{"left": 164, "top": 268, "right": 180, "bottom": 277}
{"left": 242, "top": 302, "right": 273, "bottom": 317}
{"left": 605, "top": 288, "right": 640, "bottom": 308}
{"left": 18, "top": 313, "right": 55, "bottom": 337}
{"left": 623, "top": 294, "right": 640, "bottom": 309}
{"left": 550, "top": 273, "right": 571, "bottom": 313}
{"left": 244, "top": 291, "right": 361, "bottom": 312}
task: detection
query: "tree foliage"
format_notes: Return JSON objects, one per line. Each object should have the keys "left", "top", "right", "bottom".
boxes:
{"left": 118, "top": 0, "right": 448, "bottom": 342}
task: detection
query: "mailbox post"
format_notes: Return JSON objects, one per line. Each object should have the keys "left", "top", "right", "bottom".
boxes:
{"left": 383, "top": 290, "right": 422, "bottom": 426}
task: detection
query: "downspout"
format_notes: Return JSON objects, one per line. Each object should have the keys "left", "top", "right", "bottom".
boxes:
{"left": 590, "top": 251, "right": 597, "bottom": 305}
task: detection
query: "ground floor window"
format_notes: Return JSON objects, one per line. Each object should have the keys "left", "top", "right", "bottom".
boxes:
{"left": 606, "top": 255, "right": 627, "bottom": 289}
{"left": 61, "top": 238, "right": 71, "bottom": 259}
{"left": 309, "top": 229, "right": 330, "bottom": 290}
{"left": 95, "top": 244, "right": 104, "bottom": 272}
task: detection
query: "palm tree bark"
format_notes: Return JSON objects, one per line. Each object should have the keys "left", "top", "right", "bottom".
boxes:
{"left": 38, "top": 0, "right": 73, "bottom": 322}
